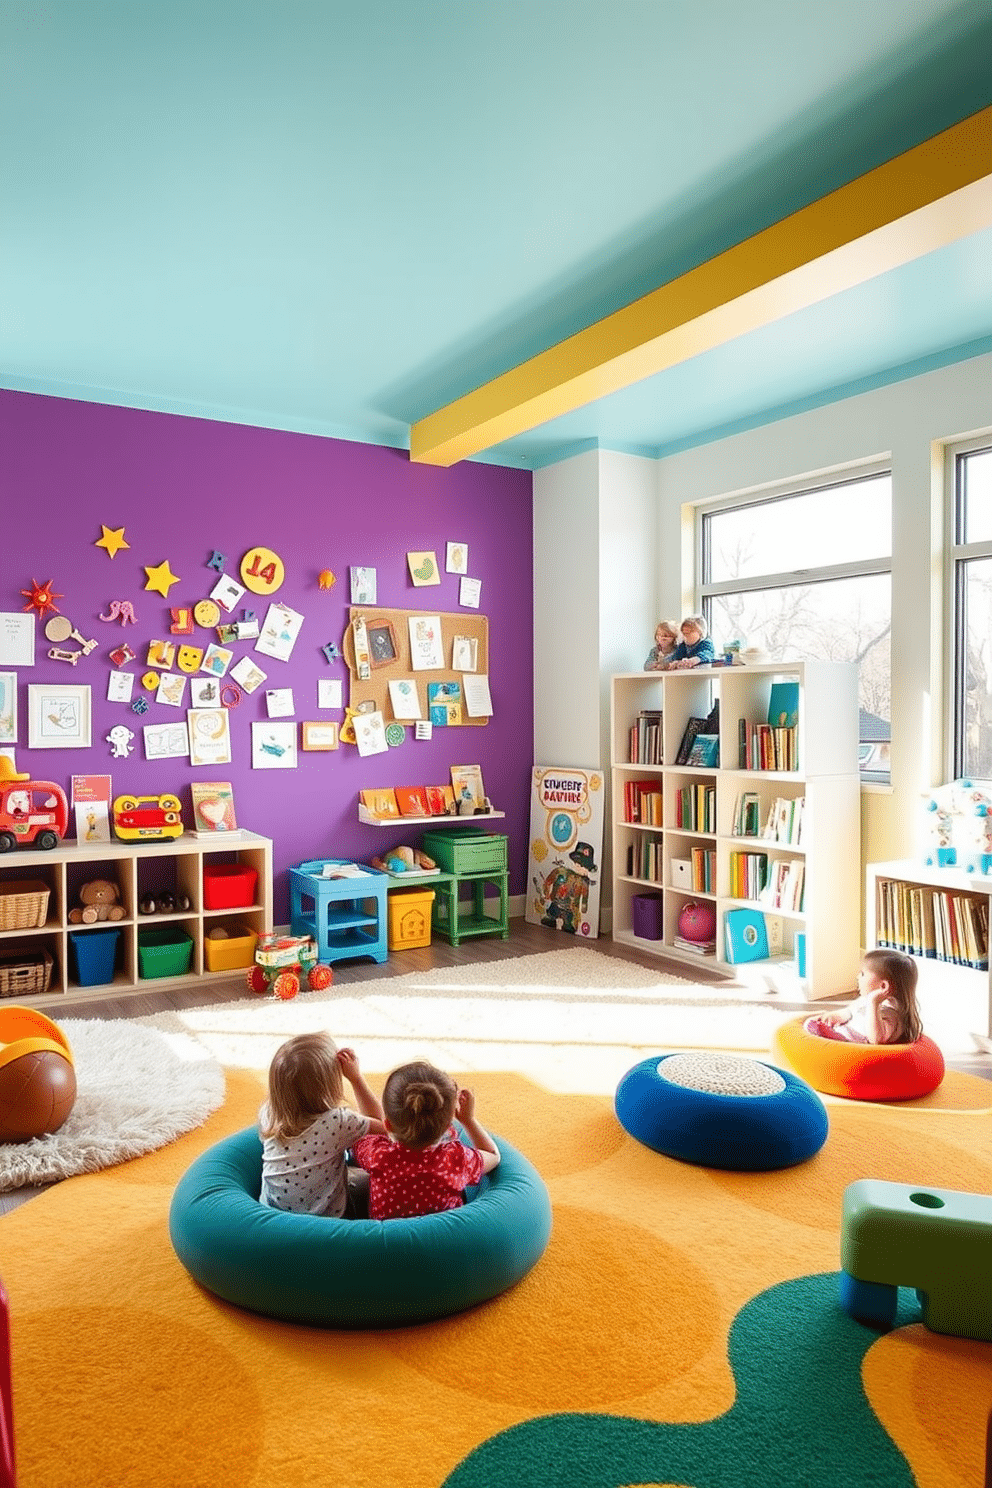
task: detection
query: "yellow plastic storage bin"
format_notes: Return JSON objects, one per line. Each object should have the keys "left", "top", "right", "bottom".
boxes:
{"left": 204, "top": 924, "right": 259, "bottom": 972}
{"left": 387, "top": 889, "right": 435, "bottom": 950}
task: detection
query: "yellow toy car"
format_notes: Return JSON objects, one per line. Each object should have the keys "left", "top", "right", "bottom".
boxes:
{"left": 112, "top": 793, "right": 184, "bottom": 841}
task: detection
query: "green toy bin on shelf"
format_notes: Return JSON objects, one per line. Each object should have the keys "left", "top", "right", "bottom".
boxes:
{"left": 138, "top": 926, "right": 194, "bottom": 980}
{"left": 421, "top": 830, "right": 507, "bottom": 875}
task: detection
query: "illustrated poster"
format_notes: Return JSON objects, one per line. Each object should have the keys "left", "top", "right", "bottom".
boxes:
{"left": 525, "top": 765, "right": 605, "bottom": 938}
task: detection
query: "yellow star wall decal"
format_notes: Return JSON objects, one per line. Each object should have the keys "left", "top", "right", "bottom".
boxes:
{"left": 143, "top": 559, "right": 182, "bottom": 597}
{"left": 95, "top": 524, "right": 130, "bottom": 559}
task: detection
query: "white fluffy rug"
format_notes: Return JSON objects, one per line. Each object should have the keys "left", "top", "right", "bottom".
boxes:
{"left": 0, "top": 1020, "right": 225, "bottom": 1192}
{"left": 139, "top": 947, "right": 803, "bottom": 1096}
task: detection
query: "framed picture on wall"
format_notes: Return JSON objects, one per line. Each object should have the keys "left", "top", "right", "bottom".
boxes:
{"left": 367, "top": 621, "right": 398, "bottom": 668}
{"left": 301, "top": 721, "right": 339, "bottom": 751}
{"left": 27, "top": 684, "right": 91, "bottom": 749}
{"left": 0, "top": 672, "right": 16, "bottom": 744}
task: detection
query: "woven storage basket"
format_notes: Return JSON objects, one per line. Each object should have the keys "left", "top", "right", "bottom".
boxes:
{"left": 0, "top": 880, "right": 51, "bottom": 931}
{"left": 0, "top": 948, "right": 54, "bottom": 998}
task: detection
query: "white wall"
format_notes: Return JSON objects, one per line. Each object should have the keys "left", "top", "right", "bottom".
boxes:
{"left": 534, "top": 353, "right": 992, "bottom": 922}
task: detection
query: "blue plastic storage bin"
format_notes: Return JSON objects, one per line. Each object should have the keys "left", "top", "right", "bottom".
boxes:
{"left": 68, "top": 927, "right": 121, "bottom": 987}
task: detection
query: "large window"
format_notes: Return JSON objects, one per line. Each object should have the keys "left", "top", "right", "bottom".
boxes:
{"left": 699, "top": 470, "right": 892, "bottom": 782}
{"left": 951, "top": 443, "right": 992, "bottom": 778}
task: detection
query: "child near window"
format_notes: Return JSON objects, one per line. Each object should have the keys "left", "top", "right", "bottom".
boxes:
{"left": 643, "top": 619, "right": 679, "bottom": 671}
{"left": 804, "top": 948, "right": 922, "bottom": 1045}
{"left": 353, "top": 1060, "right": 500, "bottom": 1220}
{"left": 259, "top": 1032, "right": 385, "bottom": 1217}
{"left": 667, "top": 615, "right": 716, "bottom": 669}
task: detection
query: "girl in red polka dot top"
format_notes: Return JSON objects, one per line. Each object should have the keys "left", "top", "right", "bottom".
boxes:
{"left": 353, "top": 1061, "right": 500, "bottom": 1221}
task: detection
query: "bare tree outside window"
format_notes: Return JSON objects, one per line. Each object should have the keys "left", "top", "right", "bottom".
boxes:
{"left": 701, "top": 474, "right": 891, "bottom": 781}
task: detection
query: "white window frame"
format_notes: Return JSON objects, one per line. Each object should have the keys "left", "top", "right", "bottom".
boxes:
{"left": 947, "top": 434, "right": 992, "bottom": 780}
{"left": 696, "top": 462, "right": 892, "bottom": 783}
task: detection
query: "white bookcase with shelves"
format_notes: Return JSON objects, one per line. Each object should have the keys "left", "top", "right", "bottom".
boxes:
{"left": 0, "top": 832, "right": 272, "bottom": 1006}
{"left": 610, "top": 662, "right": 860, "bottom": 999}
{"left": 865, "top": 859, "right": 992, "bottom": 1038}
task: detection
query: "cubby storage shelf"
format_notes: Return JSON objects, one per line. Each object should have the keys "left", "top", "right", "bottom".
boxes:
{"left": 866, "top": 859, "right": 992, "bottom": 1038}
{"left": 0, "top": 831, "right": 272, "bottom": 1005}
{"left": 610, "top": 663, "right": 860, "bottom": 999}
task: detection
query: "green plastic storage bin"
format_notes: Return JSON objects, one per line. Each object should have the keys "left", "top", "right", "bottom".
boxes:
{"left": 138, "top": 926, "right": 194, "bottom": 979}
{"left": 421, "top": 830, "right": 508, "bottom": 875}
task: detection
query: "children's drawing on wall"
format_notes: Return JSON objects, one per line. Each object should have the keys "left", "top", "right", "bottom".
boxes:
{"left": 350, "top": 567, "right": 377, "bottom": 605}
{"left": 251, "top": 720, "right": 298, "bottom": 769}
{"left": 428, "top": 680, "right": 462, "bottom": 726}
{"left": 446, "top": 542, "right": 468, "bottom": 575}
{"left": 0, "top": 673, "right": 17, "bottom": 743}
{"left": 143, "top": 722, "right": 190, "bottom": 761}
{"left": 407, "top": 551, "right": 440, "bottom": 586}
{"left": 188, "top": 707, "right": 232, "bottom": 767}
{"left": 408, "top": 614, "right": 444, "bottom": 670}
{"left": 526, "top": 766, "right": 604, "bottom": 938}
{"left": 451, "top": 635, "right": 477, "bottom": 672}
{"left": 190, "top": 677, "right": 221, "bottom": 709}
{"left": 256, "top": 602, "right": 304, "bottom": 663}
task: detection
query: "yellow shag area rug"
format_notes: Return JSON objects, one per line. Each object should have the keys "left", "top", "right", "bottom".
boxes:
{"left": 3, "top": 1064, "right": 991, "bottom": 1488}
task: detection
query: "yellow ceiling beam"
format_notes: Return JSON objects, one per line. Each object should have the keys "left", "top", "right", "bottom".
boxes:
{"left": 410, "top": 106, "right": 992, "bottom": 466}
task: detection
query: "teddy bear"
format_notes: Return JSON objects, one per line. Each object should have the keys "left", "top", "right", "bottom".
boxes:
{"left": 69, "top": 878, "right": 125, "bottom": 924}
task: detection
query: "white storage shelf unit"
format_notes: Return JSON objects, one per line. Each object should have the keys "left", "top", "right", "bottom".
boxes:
{"left": 610, "top": 662, "right": 861, "bottom": 1000}
{"left": 865, "top": 859, "right": 992, "bottom": 1038}
{"left": 0, "top": 831, "right": 272, "bottom": 1005}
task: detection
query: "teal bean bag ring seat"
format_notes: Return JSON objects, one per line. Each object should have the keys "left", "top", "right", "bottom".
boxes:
{"left": 169, "top": 1125, "right": 552, "bottom": 1328}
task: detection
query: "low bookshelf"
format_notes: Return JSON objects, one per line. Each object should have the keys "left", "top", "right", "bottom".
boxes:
{"left": 865, "top": 859, "right": 992, "bottom": 1038}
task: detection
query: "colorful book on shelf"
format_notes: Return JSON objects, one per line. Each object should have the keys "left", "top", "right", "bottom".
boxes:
{"left": 359, "top": 787, "right": 400, "bottom": 819}
{"left": 450, "top": 763, "right": 485, "bottom": 810}
{"left": 424, "top": 784, "right": 455, "bottom": 816}
{"left": 395, "top": 785, "right": 431, "bottom": 818}
{"left": 685, "top": 733, "right": 719, "bottom": 767}
{"left": 767, "top": 681, "right": 799, "bottom": 728}
{"left": 189, "top": 780, "right": 238, "bottom": 833}
{"left": 724, "top": 907, "right": 769, "bottom": 964}
{"left": 675, "top": 716, "right": 708, "bottom": 765}
{"left": 673, "top": 935, "right": 716, "bottom": 956}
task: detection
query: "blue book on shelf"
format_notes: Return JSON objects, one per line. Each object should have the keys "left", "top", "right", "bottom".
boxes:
{"left": 767, "top": 681, "right": 799, "bottom": 728}
{"left": 724, "top": 907, "right": 769, "bottom": 963}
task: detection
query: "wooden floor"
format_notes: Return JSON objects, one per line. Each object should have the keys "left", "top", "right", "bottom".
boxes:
{"left": 3, "top": 919, "right": 988, "bottom": 1216}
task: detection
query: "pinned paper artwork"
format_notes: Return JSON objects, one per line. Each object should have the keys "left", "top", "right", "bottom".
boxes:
{"left": 353, "top": 708, "right": 389, "bottom": 758}
{"left": 0, "top": 613, "right": 34, "bottom": 667}
{"left": 265, "top": 688, "right": 295, "bottom": 719}
{"left": 408, "top": 615, "right": 444, "bottom": 671}
{"left": 188, "top": 708, "right": 232, "bottom": 767}
{"left": 252, "top": 720, "right": 298, "bottom": 769}
{"left": 143, "top": 560, "right": 182, "bottom": 597}
{"left": 459, "top": 576, "right": 482, "bottom": 609}
{"left": 147, "top": 639, "right": 176, "bottom": 671}
{"left": 452, "top": 635, "right": 478, "bottom": 672}
{"left": 169, "top": 607, "right": 195, "bottom": 635}
{"left": 407, "top": 551, "right": 440, "bottom": 586}
{"left": 415, "top": 719, "right": 433, "bottom": 741}
{"left": 446, "top": 542, "right": 468, "bottom": 575}
{"left": 189, "top": 677, "right": 222, "bottom": 709}
{"left": 143, "top": 721, "right": 190, "bottom": 761}
{"left": 193, "top": 599, "right": 222, "bottom": 628}
{"left": 107, "top": 671, "right": 135, "bottom": 704}
{"left": 350, "top": 567, "right": 377, "bottom": 605}
{"left": 201, "top": 643, "right": 234, "bottom": 677}
{"left": 388, "top": 678, "right": 422, "bottom": 720}
{"left": 256, "top": 602, "right": 304, "bottom": 663}
{"left": 95, "top": 525, "right": 129, "bottom": 559}
{"left": 210, "top": 573, "right": 247, "bottom": 613}
{"left": 463, "top": 674, "right": 494, "bottom": 718}
{"left": 0, "top": 673, "right": 17, "bottom": 744}
{"left": 240, "top": 546, "right": 285, "bottom": 596}
{"left": 318, "top": 678, "right": 342, "bottom": 709}
{"left": 156, "top": 673, "right": 187, "bottom": 708}
{"left": 428, "top": 680, "right": 462, "bottom": 726}
{"left": 28, "top": 684, "right": 91, "bottom": 749}
{"left": 229, "top": 656, "right": 267, "bottom": 694}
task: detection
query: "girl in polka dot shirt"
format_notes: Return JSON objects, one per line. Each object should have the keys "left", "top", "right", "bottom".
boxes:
{"left": 353, "top": 1061, "right": 500, "bottom": 1221}
{"left": 259, "top": 1032, "right": 385, "bottom": 1218}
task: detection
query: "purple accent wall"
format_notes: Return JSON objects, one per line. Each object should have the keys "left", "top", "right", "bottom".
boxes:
{"left": 1, "top": 391, "right": 533, "bottom": 923}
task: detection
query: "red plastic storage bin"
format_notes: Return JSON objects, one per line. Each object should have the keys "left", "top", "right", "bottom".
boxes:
{"left": 203, "top": 864, "right": 258, "bottom": 910}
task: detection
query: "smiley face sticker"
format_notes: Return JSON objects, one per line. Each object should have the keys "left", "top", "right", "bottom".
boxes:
{"left": 177, "top": 644, "right": 204, "bottom": 673}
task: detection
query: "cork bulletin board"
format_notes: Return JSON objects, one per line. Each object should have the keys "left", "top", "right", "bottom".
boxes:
{"left": 344, "top": 607, "right": 490, "bottom": 726}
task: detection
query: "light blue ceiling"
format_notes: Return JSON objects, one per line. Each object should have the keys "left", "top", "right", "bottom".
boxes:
{"left": 2, "top": 1, "right": 991, "bottom": 470}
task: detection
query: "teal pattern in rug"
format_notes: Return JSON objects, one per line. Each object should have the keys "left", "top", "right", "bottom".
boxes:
{"left": 444, "top": 1272, "right": 920, "bottom": 1487}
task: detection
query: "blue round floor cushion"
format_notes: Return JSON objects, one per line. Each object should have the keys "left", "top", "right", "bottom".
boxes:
{"left": 615, "top": 1052, "right": 828, "bottom": 1171}
{"left": 169, "top": 1126, "right": 552, "bottom": 1328}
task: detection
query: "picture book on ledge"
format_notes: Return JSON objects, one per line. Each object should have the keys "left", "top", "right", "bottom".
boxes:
{"left": 189, "top": 781, "right": 241, "bottom": 836}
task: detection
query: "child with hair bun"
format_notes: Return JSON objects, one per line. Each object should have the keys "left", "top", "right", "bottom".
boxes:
{"left": 259, "top": 1032, "right": 385, "bottom": 1218}
{"left": 353, "top": 1060, "right": 500, "bottom": 1221}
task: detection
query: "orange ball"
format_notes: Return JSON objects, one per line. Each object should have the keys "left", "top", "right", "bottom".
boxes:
{"left": 0, "top": 1050, "right": 76, "bottom": 1143}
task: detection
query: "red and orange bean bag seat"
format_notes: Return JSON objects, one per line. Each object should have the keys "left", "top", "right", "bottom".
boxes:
{"left": 772, "top": 1016, "right": 944, "bottom": 1101}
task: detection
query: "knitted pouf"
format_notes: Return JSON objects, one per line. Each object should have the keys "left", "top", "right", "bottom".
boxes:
{"left": 615, "top": 1051, "right": 828, "bottom": 1171}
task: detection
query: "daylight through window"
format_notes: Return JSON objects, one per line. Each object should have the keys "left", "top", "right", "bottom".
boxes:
{"left": 952, "top": 444, "right": 992, "bottom": 778}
